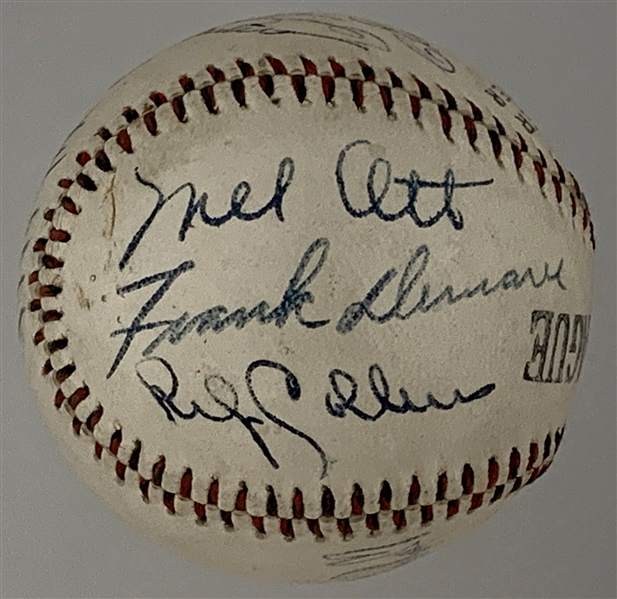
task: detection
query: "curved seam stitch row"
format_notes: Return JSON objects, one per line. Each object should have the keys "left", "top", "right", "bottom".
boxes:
{"left": 85, "top": 425, "right": 565, "bottom": 539}
{"left": 85, "top": 56, "right": 594, "bottom": 246}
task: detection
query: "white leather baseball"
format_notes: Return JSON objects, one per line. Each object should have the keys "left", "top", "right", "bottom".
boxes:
{"left": 18, "top": 13, "right": 594, "bottom": 583}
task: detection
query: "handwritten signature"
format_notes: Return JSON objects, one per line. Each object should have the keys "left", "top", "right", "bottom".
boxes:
{"left": 336, "top": 139, "right": 493, "bottom": 230}
{"left": 135, "top": 357, "right": 496, "bottom": 479}
{"left": 108, "top": 238, "right": 329, "bottom": 378}
{"left": 108, "top": 237, "right": 565, "bottom": 376}
{"left": 118, "top": 140, "right": 492, "bottom": 271}
{"left": 324, "top": 532, "right": 430, "bottom": 581}
{"left": 336, "top": 243, "right": 566, "bottom": 333}
{"left": 205, "top": 14, "right": 457, "bottom": 72}
{"left": 118, "top": 157, "right": 295, "bottom": 271}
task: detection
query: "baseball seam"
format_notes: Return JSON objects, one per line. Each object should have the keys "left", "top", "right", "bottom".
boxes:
{"left": 26, "top": 53, "right": 580, "bottom": 539}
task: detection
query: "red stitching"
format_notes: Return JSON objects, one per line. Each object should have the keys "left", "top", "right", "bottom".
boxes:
{"left": 143, "top": 112, "right": 158, "bottom": 136}
{"left": 230, "top": 79, "right": 247, "bottom": 107}
{"left": 122, "top": 107, "right": 140, "bottom": 124}
{"left": 32, "top": 238, "right": 47, "bottom": 252}
{"left": 46, "top": 337, "right": 68, "bottom": 353}
{"left": 48, "top": 381, "right": 566, "bottom": 539}
{"left": 94, "top": 150, "right": 113, "bottom": 173}
{"left": 488, "top": 129, "right": 502, "bottom": 160}
{"left": 350, "top": 79, "right": 364, "bottom": 110}
{"left": 48, "top": 228, "right": 71, "bottom": 243}
{"left": 76, "top": 151, "right": 91, "bottom": 167}
{"left": 172, "top": 95, "right": 188, "bottom": 122}
{"left": 439, "top": 104, "right": 453, "bottom": 139}
{"left": 60, "top": 196, "right": 80, "bottom": 214}
{"left": 97, "top": 127, "right": 113, "bottom": 142}
{"left": 300, "top": 56, "right": 317, "bottom": 76}
{"left": 76, "top": 173, "right": 96, "bottom": 191}
{"left": 149, "top": 91, "right": 168, "bottom": 107}
{"left": 116, "top": 129, "right": 133, "bottom": 153}
{"left": 236, "top": 60, "right": 255, "bottom": 79}
{"left": 42, "top": 254, "right": 64, "bottom": 269}
{"left": 177, "top": 75, "right": 194, "bottom": 93}
{"left": 206, "top": 65, "right": 226, "bottom": 83}
{"left": 463, "top": 115, "right": 477, "bottom": 146}
{"left": 200, "top": 85, "right": 218, "bottom": 114}
{"left": 328, "top": 57, "right": 345, "bottom": 77}
{"left": 42, "top": 309, "right": 63, "bottom": 322}
{"left": 265, "top": 55, "right": 287, "bottom": 75}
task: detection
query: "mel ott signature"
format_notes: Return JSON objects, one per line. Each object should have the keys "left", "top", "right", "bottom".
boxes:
{"left": 117, "top": 139, "right": 493, "bottom": 271}
{"left": 117, "top": 139, "right": 494, "bottom": 272}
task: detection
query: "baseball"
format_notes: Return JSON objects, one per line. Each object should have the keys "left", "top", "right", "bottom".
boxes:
{"left": 18, "top": 13, "right": 594, "bottom": 583}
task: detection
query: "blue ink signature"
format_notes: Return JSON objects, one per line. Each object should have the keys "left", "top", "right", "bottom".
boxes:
{"left": 108, "top": 238, "right": 565, "bottom": 376}
{"left": 108, "top": 238, "right": 329, "bottom": 378}
{"left": 326, "top": 363, "right": 496, "bottom": 421}
{"left": 135, "top": 357, "right": 496, "bottom": 479}
{"left": 118, "top": 157, "right": 294, "bottom": 270}
{"left": 336, "top": 139, "right": 494, "bottom": 229}
{"left": 337, "top": 244, "right": 566, "bottom": 333}
{"left": 135, "top": 356, "right": 332, "bottom": 480}
{"left": 118, "top": 139, "right": 491, "bottom": 274}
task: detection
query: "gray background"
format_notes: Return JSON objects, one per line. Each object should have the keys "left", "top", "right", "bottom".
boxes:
{"left": 1, "top": 2, "right": 615, "bottom": 598}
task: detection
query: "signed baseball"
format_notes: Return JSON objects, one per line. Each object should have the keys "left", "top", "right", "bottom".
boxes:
{"left": 19, "top": 13, "right": 594, "bottom": 582}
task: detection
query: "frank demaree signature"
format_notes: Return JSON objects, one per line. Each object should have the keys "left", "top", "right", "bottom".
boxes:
{"left": 108, "top": 237, "right": 566, "bottom": 377}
